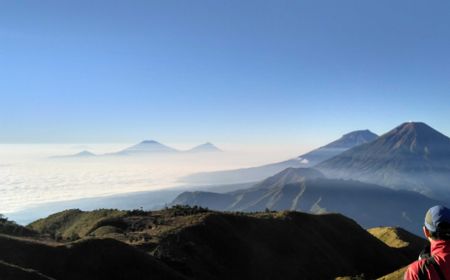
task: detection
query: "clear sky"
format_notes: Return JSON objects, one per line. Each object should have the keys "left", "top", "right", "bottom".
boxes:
{"left": 1, "top": 0, "right": 450, "bottom": 150}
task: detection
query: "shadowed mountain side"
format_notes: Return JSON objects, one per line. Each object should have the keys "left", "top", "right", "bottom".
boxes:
{"left": 154, "top": 212, "right": 409, "bottom": 280}
{"left": 181, "top": 130, "right": 377, "bottom": 185}
{"left": 377, "top": 267, "right": 408, "bottom": 280}
{"left": 0, "top": 216, "right": 38, "bottom": 237}
{"left": 15, "top": 206, "right": 423, "bottom": 279}
{"left": 0, "top": 260, "right": 55, "bottom": 280}
{"left": 0, "top": 234, "right": 186, "bottom": 280}
{"left": 317, "top": 122, "right": 450, "bottom": 201}
{"left": 173, "top": 178, "right": 440, "bottom": 235}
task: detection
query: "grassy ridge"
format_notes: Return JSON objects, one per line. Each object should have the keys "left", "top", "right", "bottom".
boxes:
{"left": 0, "top": 206, "right": 423, "bottom": 280}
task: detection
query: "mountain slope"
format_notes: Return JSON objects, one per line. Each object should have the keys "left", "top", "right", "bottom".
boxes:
{"left": 368, "top": 227, "right": 425, "bottom": 259}
{"left": 154, "top": 211, "right": 409, "bottom": 280}
{"left": 370, "top": 227, "right": 425, "bottom": 280}
{"left": 181, "top": 130, "right": 377, "bottom": 185}
{"left": 21, "top": 207, "right": 417, "bottom": 280}
{"left": 173, "top": 168, "right": 440, "bottom": 235}
{"left": 0, "top": 260, "right": 55, "bottom": 280}
{"left": 317, "top": 122, "right": 450, "bottom": 200}
{"left": 0, "top": 234, "right": 186, "bottom": 280}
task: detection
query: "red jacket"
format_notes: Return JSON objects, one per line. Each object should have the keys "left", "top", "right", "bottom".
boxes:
{"left": 405, "top": 240, "right": 450, "bottom": 280}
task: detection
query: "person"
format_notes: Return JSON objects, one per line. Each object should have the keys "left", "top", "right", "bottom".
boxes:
{"left": 405, "top": 205, "right": 450, "bottom": 280}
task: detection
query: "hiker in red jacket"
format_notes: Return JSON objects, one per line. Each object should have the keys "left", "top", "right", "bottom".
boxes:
{"left": 405, "top": 205, "right": 450, "bottom": 280}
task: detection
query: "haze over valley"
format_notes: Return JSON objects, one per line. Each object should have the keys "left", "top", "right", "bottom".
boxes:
{"left": 0, "top": 141, "right": 303, "bottom": 217}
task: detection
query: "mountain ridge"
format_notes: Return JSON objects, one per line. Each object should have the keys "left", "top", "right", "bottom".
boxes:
{"left": 0, "top": 206, "right": 420, "bottom": 280}
{"left": 181, "top": 130, "right": 378, "bottom": 185}
{"left": 316, "top": 122, "right": 450, "bottom": 200}
{"left": 172, "top": 167, "right": 441, "bottom": 235}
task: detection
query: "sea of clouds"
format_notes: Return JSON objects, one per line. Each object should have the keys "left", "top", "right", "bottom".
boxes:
{"left": 0, "top": 144, "right": 301, "bottom": 215}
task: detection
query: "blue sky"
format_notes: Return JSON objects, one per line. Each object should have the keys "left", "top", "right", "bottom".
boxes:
{"left": 1, "top": 0, "right": 450, "bottom": 149}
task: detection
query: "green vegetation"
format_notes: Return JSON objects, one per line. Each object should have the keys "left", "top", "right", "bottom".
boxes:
{"left": 0, "top": 207, "right": 420, "bottom": 280}
{"left": 0, "top": 214, "right": 36, "bottom": 237}
{"left": 165, "top": 204, "right": 209, "bottom": 217}
{"left": 27, "top": 209, "right": 126, "bottom": 241}
{"left": 368, "top": 226, "right": 425, "bottom": 260}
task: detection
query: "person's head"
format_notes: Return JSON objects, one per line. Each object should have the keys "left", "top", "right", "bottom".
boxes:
{"left": 423, "top": 205, "right": 450, "bottom": 241}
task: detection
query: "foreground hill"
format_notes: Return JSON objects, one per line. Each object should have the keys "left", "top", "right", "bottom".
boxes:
{"left": 368, "top": 227, "right": 425, "bottom": 258}
{"left": 369, "top": 227, "right": 425, "bottom": 280}
{"left": 173, "top": 168, "right": 440, "bottom": 235}
{"left": 181, "top": 130, "right": 377, "bottom": 184}
{"left": 0, "top": 207, "right": 421, "bottom": 280}
{"left": 317, "top": 122, "right": 450, "bottom": 201}
{"left": 0, "top": 260, "right": 54, "bottom": 280}
{"left": 0, "top": 234, "right": 186, "bottom": 280}
{"left": 0, "top": 215, "right": 37, "bottom": 237}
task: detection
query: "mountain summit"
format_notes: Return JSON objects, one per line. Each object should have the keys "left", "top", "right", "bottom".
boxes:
{"left": 118, "top": 140, "right": 178, "bottom": 155}
{"left": 321, "top": 129, "right": 378, "bottom": 149}
{"left": 187, "top": 142, "right": 222, "bottom": 153}
{"left": 294, "top": 129, "right": 377, "bottom": 164}
{"left": 317, "top": 122, "right": 450, "bottom": 200}
{"left": 52, "top": 150, "right": 96, "bottom": 159}
{"left": 374, "top": 122, "right": 450, "bottom": 156}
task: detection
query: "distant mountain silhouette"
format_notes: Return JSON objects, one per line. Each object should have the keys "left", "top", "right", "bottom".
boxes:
{"left": 317, "top": 122, "right": 450, "bottom": 201}
{"left": 173, "top": 167, "right": 441, "bottom": 235}
{"left": 186, "top": 142, "right": 222, "bottom": 153}
{"left": 52, "top": 150, "right": 96, "bottom": 159}
{"left": 181, "top": 130, "right": 378, "bottom": 185}
{"left": 108, "top": 141, "right": 223, "bottom": 156}
{"left": 115, "top": 140, "right": 179, "bottom": 155}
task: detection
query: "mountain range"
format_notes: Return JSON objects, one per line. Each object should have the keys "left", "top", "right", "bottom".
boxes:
{"left": 317, "top": 122, "right": 450, "bottom": 201}
{"left": 54, "top": 141, "right": 222, "bottom": 158}
{"left": 181, "top": 130, "right": 378, "bottom": 184}
{"left": 174, "top": 121, "right": 450, "bottom": 234}
{"left": 172, "top": 167, "right": 440, "bottom": 235}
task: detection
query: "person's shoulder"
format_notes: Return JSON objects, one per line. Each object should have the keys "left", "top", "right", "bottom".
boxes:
{"left": 404, "top": 259, "right": 427, "bottom": 280}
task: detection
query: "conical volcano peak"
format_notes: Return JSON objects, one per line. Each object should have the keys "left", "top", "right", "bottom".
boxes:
{"left": 395, "top": 122, "right": 435, "bottom": 135}
{"left": 324, "top": 129, "right": 378, "bottom": 149}
{"left": 77, "top": 150, "right": 95, "bottom": 156}
{"left": 118, "top": 140, "right": 178, "bottom": 154}
{"left": 188, "top": 142, "right": 222, "bottom": 153}
{"left": 317, "top": 121, "right": 450, "bottom": 199}
{"left": 140, "top": 140, "right": 160, "bottom": 144}
{"left": 383, "top": 122, "right": 450, "bottom": 152}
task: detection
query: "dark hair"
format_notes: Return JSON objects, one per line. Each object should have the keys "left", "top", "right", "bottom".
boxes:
{"left": 430, "top": 222, "right": 450, "bottom": 240}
